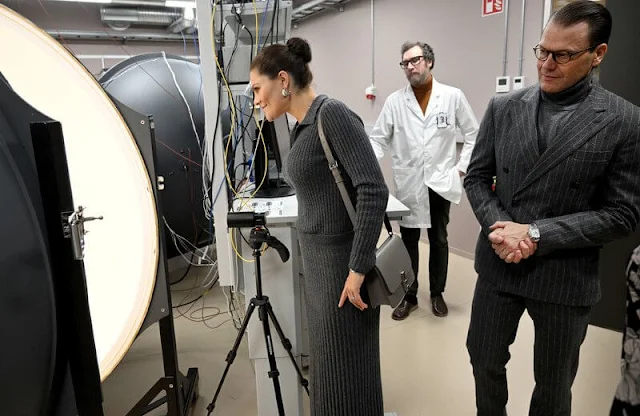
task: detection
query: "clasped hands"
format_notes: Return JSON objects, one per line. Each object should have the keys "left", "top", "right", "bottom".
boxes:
{"left": 488, "top": 221, "right": 537, "bottom": 264}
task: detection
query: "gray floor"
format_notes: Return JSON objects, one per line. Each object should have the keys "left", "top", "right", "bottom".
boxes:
{"left": 101, "top": 243, "right": 623, "bottom": 415}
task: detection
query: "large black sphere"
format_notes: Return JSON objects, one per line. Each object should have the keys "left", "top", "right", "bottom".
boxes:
{"left": 100, "top": 53, "right": 208, "bottom": 259}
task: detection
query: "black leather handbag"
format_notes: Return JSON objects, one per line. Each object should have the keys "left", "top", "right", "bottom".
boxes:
{"left": 317, "top": 104, "right": 415, "bottom": 308}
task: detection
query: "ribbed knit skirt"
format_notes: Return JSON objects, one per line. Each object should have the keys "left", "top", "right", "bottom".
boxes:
{"left": 298, "top": 230, "right": 384, "bottom": 416}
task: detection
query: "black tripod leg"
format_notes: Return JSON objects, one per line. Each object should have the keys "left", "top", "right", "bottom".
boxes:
{"left": 206, "top": 301, "right": 257, "bottom": 416}
{"left": 259, "top": 305, "right": 286, "bottom": 416}
{"left": 265, "top": 304, "right": 310, "bottom": 396}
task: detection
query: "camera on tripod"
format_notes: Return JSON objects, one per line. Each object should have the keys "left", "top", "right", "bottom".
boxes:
{"left": 226, "top": 211, "right": 289, "bottom": 263}
{"left": 206, "top": 210, "right": 308, "bottom": 416}
{"left": 227, "top": 211, "right": 266, "bottom": 228}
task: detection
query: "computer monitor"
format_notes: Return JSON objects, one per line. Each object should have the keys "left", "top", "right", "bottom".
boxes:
{"left": 253, "top": 118, "right": 295, "bottom": 198}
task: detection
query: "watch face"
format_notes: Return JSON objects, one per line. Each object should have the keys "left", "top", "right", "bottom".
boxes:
{"left": 529, "top": 226, "right": 540, "bottom": 240}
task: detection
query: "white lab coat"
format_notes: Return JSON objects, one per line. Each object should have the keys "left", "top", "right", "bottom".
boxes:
{"left": 370, "top": 79, "right": 479, "bottom": 228}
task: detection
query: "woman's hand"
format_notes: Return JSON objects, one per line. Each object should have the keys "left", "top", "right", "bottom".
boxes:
{"left": 338, "top": 270, "right": 368, "bottom": 311}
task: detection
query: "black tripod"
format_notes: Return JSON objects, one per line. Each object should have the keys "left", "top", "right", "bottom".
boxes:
{"left": 206, "top": 225, "right": 309, "bottom": 416}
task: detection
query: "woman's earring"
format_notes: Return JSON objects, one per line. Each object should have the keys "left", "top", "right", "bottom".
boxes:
{"left": 281, "top": 88, "right": 290, "bottom": 98}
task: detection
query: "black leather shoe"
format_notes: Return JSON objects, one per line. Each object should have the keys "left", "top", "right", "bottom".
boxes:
{"left": 431, "top": 295, "right": 448, "bottom": 317}
{"left": 391, "top": 299, "right": 418, "bottom": 321}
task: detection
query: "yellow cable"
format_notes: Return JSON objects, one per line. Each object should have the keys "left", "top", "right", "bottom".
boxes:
{"left": 209, "top": 1, "right": 270, "bottom": 262}
{"left": 210, "top": 8, "right": 238, "bottom": 191}
{"left": 211, "top": 16, "right": 267, "bottom": 209}
{"left": 229, "top": 226, "right": 269, "bottom": 263}
{"left": 245, "top": 115, "right": 268, "bottom": 198}
{"left": 230, "top": 229, "right": 254, "bottom": 263}
{"left": 210, "top": 5, "right": 251, "bottom": 209}
{"left": 210, "top": 3, "right": 251, "bottom": 262}
{"left": 229, "top": 0, "right": 266, "bottom": 207}
{"left": 253, "top": 0, "right": 259, "bottom": 57}
{"left": 222, "top": 111, "right": 268, "bottom": 208}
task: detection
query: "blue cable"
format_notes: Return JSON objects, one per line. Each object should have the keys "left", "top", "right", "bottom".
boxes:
{"left": 182, "top": 31, "right": 187, "bottom": 56}
{"left": 210, "top": 0, "right": 271, "bottom": 219}
{"left": 256, "top": 0, "right": 271, "bottom": 51}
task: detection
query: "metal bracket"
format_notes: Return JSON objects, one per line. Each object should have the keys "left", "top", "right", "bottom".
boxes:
{"left": 63, "top": 206, "right": 104, "bottom": 260}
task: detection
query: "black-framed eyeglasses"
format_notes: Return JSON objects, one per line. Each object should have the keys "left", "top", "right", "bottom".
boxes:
{"left": 399, "top": 55, "right": 424, "bottom": 69}
{"left": 533, "top": 45, "right": 596, "bottom": 64}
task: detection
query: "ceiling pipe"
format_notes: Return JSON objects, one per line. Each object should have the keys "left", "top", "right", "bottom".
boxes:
{"left": 100, "top": 7, "right": 181, "bottom": 26}
{"left": 168, "top": 7, "right": 197, "bottom": 34}
{"left": 50, "top": 0, "right": 168, "bottom": 6}
{"left": 292, "top": 0, "right": 349, "bottom": 21}
{"left": 371, "top": 0, "right": 374, "bottom": 85}
{"left": 518, "top": 0, "right": 527, "bottom": 76}
{"left": 100, "top": 7, "right": 196, "bottom": 33}
{"left": 45, "top": 29, "right": 197, "bottom": 42}
{"left": 502, "top": 0, "right": 510, "bottom": 77}
{"left": 292, "top": 0, "right": 340, "bottom": 14}
{"left": 109, "top": 0, "right": 166, "bottom": 4}
{"left": 49, "top": 0, "right": 197, "bottom": 7}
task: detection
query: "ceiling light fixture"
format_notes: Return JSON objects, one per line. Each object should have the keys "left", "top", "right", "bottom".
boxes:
{"left": 51, "top": 0, "right": 113, "bottom": 4}
{"left": 165, "top": 0, "right": 196, "bottom": 7}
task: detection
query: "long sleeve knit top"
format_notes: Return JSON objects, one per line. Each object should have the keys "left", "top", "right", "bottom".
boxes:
{"left": 285, "top": 95, "right": 389, "bottom": 274}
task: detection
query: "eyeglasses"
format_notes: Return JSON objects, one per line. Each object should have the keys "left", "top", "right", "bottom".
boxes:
{"left": 399, "top": 56, "right": 424, "bottom": 69}
{"left": 533, "top": 45, "right": 596, "bottom": 64}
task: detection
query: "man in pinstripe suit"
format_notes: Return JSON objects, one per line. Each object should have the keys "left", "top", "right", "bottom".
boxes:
{"left": 464, "top": 1, "right": 640, "bottom": 415}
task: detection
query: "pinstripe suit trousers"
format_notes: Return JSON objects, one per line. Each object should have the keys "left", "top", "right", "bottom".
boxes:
{"left": 466, "top": 278, "right": 591, "bottom": 416}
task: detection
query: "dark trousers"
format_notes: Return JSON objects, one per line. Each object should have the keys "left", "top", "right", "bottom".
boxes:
{"left": 466, "top": 278, "right": 591, "bottom": 416}
{"left": 611, "top": 399, "right": 640, "bottom": 416}
{"left": 610, "top": 248, "right": 640, "bottom": 415}
{"left": 400, "top": 188, "right": 451, "bottom": 304}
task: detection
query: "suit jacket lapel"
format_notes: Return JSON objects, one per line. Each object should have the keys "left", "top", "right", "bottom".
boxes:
{"left": 514, "top": 85, "right": 616, "bottom": 197}
{"left": 510, "top": 87, "right": 540, "bottom": 175}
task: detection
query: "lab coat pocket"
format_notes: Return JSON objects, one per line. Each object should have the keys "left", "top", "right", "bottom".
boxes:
{"left": 392, "top": 167, "right": 417, "bottom": 207}
{"left": 435, "top": 111, "right": 452, "bottom": 129}
{"left": 427, "top": 166, "right": 462, "bottom": 204}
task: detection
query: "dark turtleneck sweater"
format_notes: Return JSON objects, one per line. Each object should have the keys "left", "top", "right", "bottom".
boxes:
{"left": 412, "top": 75, "right": 433, "bottom": 115}
{"left": 537, "top": 73, "right": 593, "bottom": 154}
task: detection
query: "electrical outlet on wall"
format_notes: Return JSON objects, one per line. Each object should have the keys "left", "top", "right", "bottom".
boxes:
{"left": 496, "top": 76, "right": 510, "bottom": 93}
{"left": 513, "top": 76, "right": 525, "bottom": 90}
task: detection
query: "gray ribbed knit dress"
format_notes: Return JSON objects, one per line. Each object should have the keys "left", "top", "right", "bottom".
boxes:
{"left": 285, "top": 95, "right": 389, "bottom": 416}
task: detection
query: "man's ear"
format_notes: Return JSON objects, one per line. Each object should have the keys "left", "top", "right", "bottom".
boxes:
{"left": 592, "top": 43, "right": 608, "bottom": 68}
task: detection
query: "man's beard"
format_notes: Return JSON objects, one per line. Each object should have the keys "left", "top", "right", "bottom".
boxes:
{"left": 408, "top": 72, "right": 428, "bottom": 87}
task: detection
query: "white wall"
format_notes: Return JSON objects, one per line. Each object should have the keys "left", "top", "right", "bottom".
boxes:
{"left": 292, "top": 0, "right": 545, "bottom": 257}
{"left": 293, "top": 0, "right": 544, "bottom": 124}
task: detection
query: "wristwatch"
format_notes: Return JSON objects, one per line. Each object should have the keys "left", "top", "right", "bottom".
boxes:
{"left": 528, "top": 223, "right": 540, "bottom": 243}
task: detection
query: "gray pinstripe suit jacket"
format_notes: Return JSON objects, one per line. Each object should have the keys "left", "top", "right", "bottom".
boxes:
{"left": 464, "top": 83, "right": 640, "bottom": 307}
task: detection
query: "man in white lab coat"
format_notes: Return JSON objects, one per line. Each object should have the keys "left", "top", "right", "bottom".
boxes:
{"left": 370, "top": 41, "right": 479, "bottom": 319}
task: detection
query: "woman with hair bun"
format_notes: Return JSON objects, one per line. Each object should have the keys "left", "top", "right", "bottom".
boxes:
{"left": 250, "top": 37, "right": 388, "bottom": 415}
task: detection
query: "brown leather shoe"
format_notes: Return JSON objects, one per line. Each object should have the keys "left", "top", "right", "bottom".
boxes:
{"left": 391, "top": 299, "right": 418, "bottom": 321}
{"left": 431, "top": 295, "right": 448, "bottom": 317}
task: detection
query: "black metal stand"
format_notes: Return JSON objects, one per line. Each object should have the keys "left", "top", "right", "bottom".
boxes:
{"left": 205, "top": 227, "right": 309, "bottom": 416}
{"left": 125, "top": 316, "right": 199, "bottom": 416}
{"left": 124, "top": 203, "right": 199, "bottom": 416}
{"left": 107, "top": 98, "right": 200, "bottom": 416}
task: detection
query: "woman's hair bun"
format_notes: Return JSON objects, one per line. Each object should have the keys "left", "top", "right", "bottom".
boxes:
{"left": 286, "top": 37, "right": 312, "bottom": 64}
